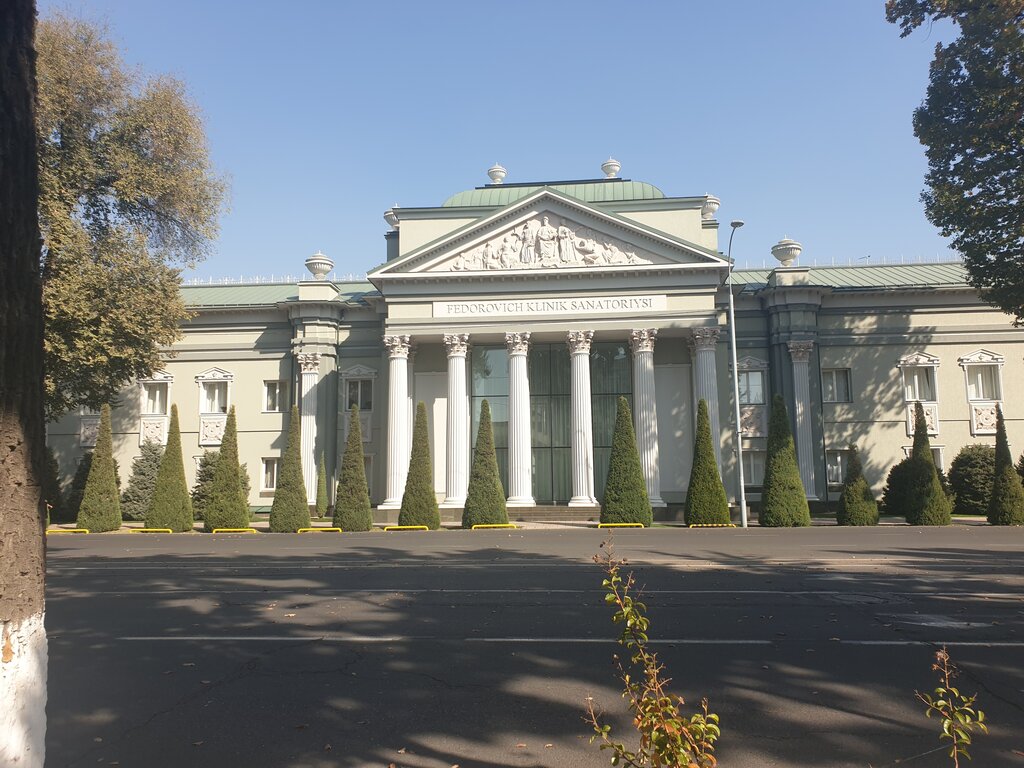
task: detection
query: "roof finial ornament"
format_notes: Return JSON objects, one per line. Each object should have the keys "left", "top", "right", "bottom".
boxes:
{"left": 601, "top": 157, "right": 621, "bottom": 178}
{"left": 701, "top": 194, "right": 721, "bottom": 220}
{"left": 487, "top": 163, "right": 507, "bottom": 184}
{"left": 304, "top": 250, "right": 334, "bottom": 280}
{"left": 383, "top": 206, "right": 399, "bottom": 230}
{"left": 771, "top": 237, "right": 803, "bottom": 267}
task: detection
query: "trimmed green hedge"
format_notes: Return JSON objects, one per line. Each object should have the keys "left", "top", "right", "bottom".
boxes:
{"left": 462, "top": 399, "right": 508, "bottom": 528}
{"left": 684, "top": 399, "right": 729, "bottom": 526}
{"left": 270, "top": 404, "right": 311, "bottom": 532}
{"left": 988, "top": 405, "right": 1024, "bottom": 525}
{"left": 203, "top": 407, "right": 250, "bottom": 531}
{"left": 146, "top": 405, "right": 193, "bottom": 531}
{"left": 904, "top": 402, "right": 951, "bottom": 526}
{"left": 759, "top": 394, "right": 810, "bottom": 527}
{"left": 335, "top": 405, "right": 373, "bottom": 532}
{"left": 948, "top": 444, "right": 995, "bottom": 517}
{"left": 836, "top": 444, "right": 878, "bottom": 526}
{"left": 600, "top": 396, "right": 651, "bottom": 527}
{"left": 399, "top": 401, "right": 440, "bottom": 529}
{"left": 77, "top": 404, "right": 121, "bottom": 532}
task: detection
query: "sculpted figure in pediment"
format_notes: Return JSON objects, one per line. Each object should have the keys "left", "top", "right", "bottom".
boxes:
{"left": 536, "top": 216, "right": 559, "bottom": 267}
{"left": 557, "top": 224, "right": 578, "bottom": 265}
{"left": 519, "top": 219, "right": 541, "bottom": 264}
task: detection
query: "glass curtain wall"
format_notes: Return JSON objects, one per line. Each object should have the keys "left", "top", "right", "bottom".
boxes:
{"left": 591, "top": 341, "right": 633, "bottom": 500}
{"left": 470, "top": 346, "right": 509, "bottom": 494}
{"left": 529, "top": 344, "right": 571, "bottom": 503}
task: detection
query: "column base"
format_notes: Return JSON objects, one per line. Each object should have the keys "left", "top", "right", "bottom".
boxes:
{"left": 650, "top": 497, "right": 668, "bottom": 508}
{"left": 568, "top": 496, "right": 599, "bottom": 507}
{"left": 377, "top": 500, "right": 402, "bottom": 510}
{"left": 507, "top": 496, "right": 536, "bottom": 508}
{"left": 439, "top": 498, "right": 466, "bottom": 509}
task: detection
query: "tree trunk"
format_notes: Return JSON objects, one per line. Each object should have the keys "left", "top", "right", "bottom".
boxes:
{"left": 0, "top": 1, "right": 48, "bottom": 766}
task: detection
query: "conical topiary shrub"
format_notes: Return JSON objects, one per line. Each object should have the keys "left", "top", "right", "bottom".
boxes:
{"left": 601, "top": 396, "right": 652, "bottom": 527}
{"left": 77, "top": 404, "right": 122, "bottom": 532}
{"left": 836, "top": 444, "right": 878, "bottom": 525}
{"left": 335, "top": 405, "right": 373, "bottom": 531}
{"left": 270, "top": 404, "right": 311, "bottom": 532}
{"left": 462, "top": 399, "right": 508, "bottom": 528}
{"left": 684, "top": 398, "right": 729, "bottom": 526}
{"left": 121, "top": 441, "right": 164, "bottom": 521}
{"left": 43, "top": 446, "right": 64, "bottom": 524}
{"left": 760, "top": 394, "right": 810, "bottom": 527}
{"left": 949, "top": 444, "right": 996, "bottom": 517}
{"left": 905, "top": 402, "right": 951, "bottom": 526}
{"left": 191, "top": 450, "right": 250, "bottom": 521}
{"left": 65, "top": 452, "right": 93, "bottom": 523}
{"left": 146, "top": 405, "right": 193, "bottom": 531}
{"left": 988, "top": 405, "right": 1024, "bottom": 525}
{"left": 204, "top": 406, "right": 250, "bottom": 531}
{"left": 399, "top": 401, "right": 440, "bottom": 529}
{"left": 316, "top": 454, "right": 329, "bottom": 519}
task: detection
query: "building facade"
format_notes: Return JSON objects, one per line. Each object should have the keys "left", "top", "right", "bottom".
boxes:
{"left": 47, "top": 166, "right": 1024, "bottom": 520}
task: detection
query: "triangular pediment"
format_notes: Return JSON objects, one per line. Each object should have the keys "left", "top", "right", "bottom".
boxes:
{"left": 369, "top": 188, "right": 727, "bottom": 280}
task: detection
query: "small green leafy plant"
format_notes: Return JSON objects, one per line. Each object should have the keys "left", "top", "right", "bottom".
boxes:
{"left": 586, "top": 545, "right": 720, "bottom": 767}
{"left": 916, "top": 647, "right": 987, "bottom": 767}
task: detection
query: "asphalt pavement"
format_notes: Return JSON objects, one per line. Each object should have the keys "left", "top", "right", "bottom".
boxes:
{"left": 44, "top": 526, "right": 1024, "bottom": 767}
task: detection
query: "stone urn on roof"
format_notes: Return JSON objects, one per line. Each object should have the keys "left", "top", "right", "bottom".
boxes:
{"left": 771, "top": 237, "right": 803, "bottom": 267}
{"left": 304, "top": 250, "right": 334, "bottom": 280}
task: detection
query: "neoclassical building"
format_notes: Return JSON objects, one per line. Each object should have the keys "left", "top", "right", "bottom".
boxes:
{"left": 48, "top": 162, "right": 1024, "bottom": 520}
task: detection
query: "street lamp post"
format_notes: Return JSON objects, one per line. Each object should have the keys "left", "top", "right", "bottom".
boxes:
{"left": 726, "top": 220, "right": 748, "bottom": 528}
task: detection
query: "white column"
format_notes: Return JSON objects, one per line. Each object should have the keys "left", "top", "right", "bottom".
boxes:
{"left": 442, "top": 333, "right": 470, "bottom": 507}
{"left": 297, "top": 352, "right": 320, "bottom": 504}
{"left": 506, "top": 332, "right": 534, "bottom": 507}
{"left": 788, "top": 340, "right": 817, "bottom": 498}
{"left": 568, "top": 330, "right": 597, "bottom": 506}
{"left": 630, "top": 329, "right": 665, "bottom": 507}
{"left": 692, "top": 327, "right": 723, "bottom": 474}
{"left": 380, "top": 335, "right": 411, "bottom": 508}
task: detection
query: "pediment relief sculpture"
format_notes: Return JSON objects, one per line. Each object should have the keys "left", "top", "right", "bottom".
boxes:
{"left": 444, "top": 214, "right": 655, "bottom": 272}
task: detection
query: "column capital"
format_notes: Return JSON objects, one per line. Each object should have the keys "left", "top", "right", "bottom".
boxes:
{"left": 691, "top": 327, "right": 721, "bottom": 351}
{"left": 505, "top": 332, "right": 531, "bottom": 355}
{"left": 443, "top": 333, "right": 470, "bottom": 357}
{"left": 567, "top": 330, "right": 594, "bottom": 354}
{"left": 297, "top": 352, "right": 321, "bottom": 373}
{"left": 383, "top": 334, "right": 411, "bottom": 359}
{"left": 629, "top": 328, "right": 657, "bottom": 354}
{"left": 787, "top": 340, "right": 815, "bottom": 362}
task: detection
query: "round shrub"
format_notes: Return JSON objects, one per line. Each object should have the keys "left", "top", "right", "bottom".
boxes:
{"left": 948, "top": 444, "right": 995, "bottom": 517}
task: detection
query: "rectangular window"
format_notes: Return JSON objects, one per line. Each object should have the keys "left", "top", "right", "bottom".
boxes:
{"left": 201, "top": 381, "right": 228, "bottom": 414}
{"left": 822, "top": 369, "right": 851, "bottom": 403}
{"left": 826, "top": 450, "right": 850, "bottom": 485}
{"left": 741, "top": 450, "right": 766, "bottom": 486}
{"left": 738, "top": 370, "right": 765, "bottom": 405}
{"left": 264, "top": 381, "right": 286, "bottom": 412}
{"left": 346, "top": 379, "right": 373, "bottom": 411}
{"left": 903, "top": 445, "right": 944, "bottom": 471}
{"left": 142, "top": 382, "right": 169, "bottom": 415}
{"left": 261, "top": 458, "right": 279, "bottom": 491}
{"left": 965, "top": 364, "right": 1000, "bottom": 401}
{"left": 903, "top": 367, "right": 935, "bottom": 402}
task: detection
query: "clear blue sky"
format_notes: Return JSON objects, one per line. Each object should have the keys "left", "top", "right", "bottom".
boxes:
{"left": 39, "top": 0, "right": 957, "bottom": 279}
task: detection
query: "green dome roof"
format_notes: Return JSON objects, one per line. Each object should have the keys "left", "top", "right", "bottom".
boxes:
{"left": 442, "top": 179, "right": 665, "bottom": 208}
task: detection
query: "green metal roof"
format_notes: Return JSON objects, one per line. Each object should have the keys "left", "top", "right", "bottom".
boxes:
{"left": 442, "top": 179, "right": 665, "bottom": 208}
{"left": 181, "top": 281, "right": 375, "bottom": 308}
{"left": 733, "top": 262, "right": 968, "bottom": 291}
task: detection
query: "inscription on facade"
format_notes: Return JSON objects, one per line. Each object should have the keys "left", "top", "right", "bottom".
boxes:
{"left": 433, "top": 294, "right": 667, "bottom": 318}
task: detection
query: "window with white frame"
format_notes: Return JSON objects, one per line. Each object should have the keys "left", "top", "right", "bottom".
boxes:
{"left": 346, "top": 379, "right": 373, "bottom": 411}
{"left": 741, "top": 450, "right": 766, "bottom": 486}
{"left": 959, "top": 350, "right": 1003, "bottom": 402}
{"left": 738, "top": 370, "right": 765, "bottom": 405}
{"left": 903, "top": 445, "right": 945, "bottom": 471}
{"left": 898, "top": 353, "right": 939, "bottom": 402}
{"left": 826, "top": 450, "right": 850, "bottom": 485}
{"left": 264, "top": 381, "right": 286, "bottom": 412}
{"left": 822, "top": 369, "right": 852, "bottom": 403}
{"left": 261, "top": 458, "right": 279, "bottom": 491}
{"left": 141, "top": 382, "right": 169, "bottom": 415}
{"left": 195, "top": 368, "right": 233, "bottom": 415}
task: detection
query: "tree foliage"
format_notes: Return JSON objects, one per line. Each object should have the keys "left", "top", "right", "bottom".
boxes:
{"left": 335, "top": 406, "right": 373, "bottom": 532}
{"left": 887, "top": 1, "right": 1024, "bottom": 323}
{"left": 759, "top": 394, "right": 810, "bottom": 527}
{"left": 601, "top": 396, "right": 652, "bottom": 527}
{"left": 146, "top": 405, "right": 193, "bottom": 531}
{"left": 191, "top": 449, "right": 249, "bottom": 521}
{"left": 120, "top": 440, "right": 164, "bottom": 521}
{"left": 836, "top": 445, "right": 879, "bottom": 526}
{"left": 270, "top": 405, "right": 310, "bottom": 532}
{"left": 904, "top": 402, "right": 952, "bottom": 526}
{"left": 316, "top": 453, "right": 329, "bottom": 519}
{"left": 43, "top": 445, "right": 64, "bottom": 524}
{"left": 36, "top": 14, "right": 225, "bottom": 417}
{"left": 462, "top": 399, "right": 508, "bottom": 528}
{"left": 203, "top": 407, "right": 249, "bottom": 531}
{"left": 987, "top": 405, "right": 1024, "bottom": 525}
{"left": 399, "top": 401, "right": 440, "bottom": 529}
{"left": 77, "top": 404, "right": 121, "bottom": 531}
{"left": 948, "top": 444, "right": 996, "bottom": 517}
{"left": 684, "top": 399, "right": 730, "bottom": 526}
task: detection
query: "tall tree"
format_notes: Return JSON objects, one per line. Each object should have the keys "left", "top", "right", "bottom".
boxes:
{"left": 270, "top": 405, "right": 310, "bottom": 532}
{"left": 399, "top": 402, "right": 440, "bottom": 529}
{"left": 462, "top": 399, "right": 508, "bottom": 528}
{"left": 684, "top": 399, "right": 730, "bottom": 526}
{"left": 836, "top": 444, "right": 879, "bottom": 526}
{"left": 887, "top": 1, "right": 1024, "bottom": 323}
{"left": 203, "top": 407, "right": 249, "bottom": 531}
{"left": 76, "top": 404, "right": 121, "bottom": 532}
{"left": 601, "top": 396, "right": 652, "bottom": 527}
{"left": 335, "top": 406, "right": 373, "bottom": 532}
{"left": 988, "top": 405, "right": 1024, "bottom": 525}
{"left": 760, "top": 394, "right": 811, "bottom": 527}
{"left": 120, "top": 440, "right": 164, "bottom": 521}
{"left": 315, "top": 454, "right": 329, "bottom": 519}
{"left": 145, "top": 405, "right": 193, "bottom": 531}
{"left": 0, "top": 2, "right": 48, "bottom": 763}
{"left": 905, "top": 402, "right": 952, "bottom": 526}
{"left": 36, "top": 14, "right": 225, "bottom": 417}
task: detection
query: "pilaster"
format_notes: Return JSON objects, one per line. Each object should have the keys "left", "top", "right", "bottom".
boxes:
{"left": 691, "top": 327, "right": 723, "bottom": 474}
{"left": 297, "top": 351, "right": 321, "bottom": 504}
{"left": 788, "top": 340, "right": 816, "bottom": 498}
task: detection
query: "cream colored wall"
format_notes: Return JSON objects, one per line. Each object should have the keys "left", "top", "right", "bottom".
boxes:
{"left": 398, "top": 217, "right": 477, "bottom": 256}
{"left": 618, "top": 208, "right": 718, "bottom": 252}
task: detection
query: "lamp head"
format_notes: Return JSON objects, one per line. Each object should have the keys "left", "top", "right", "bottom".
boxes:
{"left": 730, "top": 220, "right": 745, "bottom": 229}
